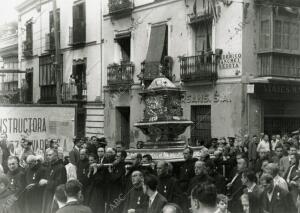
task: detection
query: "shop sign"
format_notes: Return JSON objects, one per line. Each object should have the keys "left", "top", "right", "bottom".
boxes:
{"left": 182, "top": 91, "right": 232, "bottom": 104}
{"left": 255, "top": 84, "right": 300, "bottom": 97}
{"left": 0, "top": 105, "right": 76, "bottom": 156}
{"left": 219, "top": 53, "right": 242, "bottom": 70}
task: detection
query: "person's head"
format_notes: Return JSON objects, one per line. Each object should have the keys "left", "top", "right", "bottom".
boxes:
{"left": 7, "top": 156, "right": 19, "bottom": 172}
{"left": 142, "top": 154, "right": 153, "bottom": 164}
{"left": 0, "top": 133, "right": 7, "bottom": 143}
{"left": 162, "top": 203, "right": 183, "bottom": 213}
{"left": 260, "top": 173, "right": 274, "bottom": 192}
{"left": 261, "top": 159, "right": 270, "bottom": 174}
{"left": 65, "top": 179, "right": 83, "bottom": 200}
{"left": 290, "top": 153, "right": 298, "bottom": 166}
{"left": 252, "top": 135, "right": 257, "bottom": 142}
{"left": 131, "top": 153, "right": 142, "bottom": 166}
{"left": 46, "top": 149, "right": 58, "bottom": 162}
{"left": 26, "top": 155, "right": 37, "bottom": 169}
{"left": 156, "top": 161, "right": 169, "bottom": 176}
{"left": 97, "top": 147, "right": 105, "bottom": 158}
{"left": 194, "top": 161, "right": 207, "bottom": 176}
{"left": 241, "top": 193, "right": 249, "bottom": 213}
{"left": 115, "top": 141, "right": 124, "bottom": 152}
{"left": 289, "top": 145, "right": 297, "bottom": 155}
{"left": 276, "top": 135, "right": 281, "bottom": 140}
{"left": 115, "top": 151, "right": 127, "bottom": 163}
{"left": 260, "top": 133, "right": 264, "bottom": 138}
{"left": 274, "top": 144, "right": 283, "bottom": 158}
{"left": 88, "top": 154, "right": 97, "bottom": 165}
{"left": 259, "top": 149, "right": 268, "bottom": 159}
{"left": 216, "top": 194, "right": 228, "bottom": 212}
{"left": 237, "top": 158, "right": 247, "bottom": 172}
{"left": 50, "top": 139, "right": 58, "bottom": 150}
{"left": 54, "top": 184, "right": 67, "bottom": 205}
{"left": 131, "top": 170, "right": 143, "bottom": 186}
{"left": 79, "top": 148, "right": 87, "bottom": 160}
{"left": 263, "top": 134, "right": 269, "bottom": 142}
{"left": 241, "top": 170, "right": 257, "bottom": 186}
{"left": 190, "top": 183, "right": 217, "bottom": 213}
{"left": 57, "top": 147, "right": 64, "bottom": 160}
{"left": 271, "top": 135, "right": 276, "bottom": 141}
{"left": 265, "top": 163, "right": 279, "bottom": 177}
{"left": 143, "top": 175, "right": 158, "bottom": 195}
{"left": 0, "top": 175, "right": 9, "bottom": 194}
{"left": 106, "top": 147, "right": 115, "bottom": 158}
{"left": 183, "top": 147, "right": 193, "bottom": 161}
{"left": 36, "top": 155, "right": 44, "bottom": 164}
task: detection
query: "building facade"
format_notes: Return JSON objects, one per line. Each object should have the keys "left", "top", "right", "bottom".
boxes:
{"left": 103, "top": 0, "right": 300, "bottom": 148}
{"left": 16, "top": 0, "right": 105, "bottom": 138}
{"left": 0, "top": 22, "right": 23, "bottom": 104}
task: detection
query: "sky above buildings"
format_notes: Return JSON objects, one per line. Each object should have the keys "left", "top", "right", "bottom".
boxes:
{"left": 0, "top": 0, "right": 18, "bottom": 24}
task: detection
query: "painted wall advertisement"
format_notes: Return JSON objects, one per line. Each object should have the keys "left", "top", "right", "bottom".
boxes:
{"left": 0, "top": 105, "right": 76, "bottom": 154}
{"left": 218, "top": 53, "right": 242, "bottom": 77}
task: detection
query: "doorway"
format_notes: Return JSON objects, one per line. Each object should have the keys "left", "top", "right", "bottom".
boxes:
{"left": 116, "top": 107, "right": 130, "bottom": 148}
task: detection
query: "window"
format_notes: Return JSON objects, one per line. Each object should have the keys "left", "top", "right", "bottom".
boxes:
{"left": 73, "top": 1, "right": 86, "bottom": 44}
{"left": 193, "top": 20, "right": 212, "bottom": 54}
{"left": 72, "top": 60, "right": 86, "bottom": 100}
{"left": 191, "top": 105, "right": 211, "bottom": 146}
{"left": 143, "top": 24, "right": 169, "bottom": 80}
{"left": 39, "top": 55, "right": 63, "bottom": 102}
{"left": 115, "top": 32, "right": 131, "bottom": 62}
{"left": 259, "top": 6, "right": 300, "bottom": 53}
{"left": 49, "top": 9, "right": 60, "bottom": 49}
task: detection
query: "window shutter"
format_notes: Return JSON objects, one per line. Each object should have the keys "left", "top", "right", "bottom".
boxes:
{"left": 73, "top": 2, "right": 85, "bottom": 43}
{"left": 79, "top": 2, "right": 86, "bottom": 43}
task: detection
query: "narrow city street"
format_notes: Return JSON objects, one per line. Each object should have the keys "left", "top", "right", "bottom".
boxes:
{"left": 0, "top": 0, "right": 300, "bottom": 213}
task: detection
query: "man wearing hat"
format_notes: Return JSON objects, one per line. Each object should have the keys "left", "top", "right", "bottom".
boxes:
{"left": 69, "top": 137, "right": 81, "bottom": 167}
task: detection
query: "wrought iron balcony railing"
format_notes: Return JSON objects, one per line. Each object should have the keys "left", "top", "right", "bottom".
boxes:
{"left": 258, "top": 53, "right": 300, "bottom": 78}
{"left": 107, "top": 62, "right": 134, "bottom": 85}
{"left": 180, "top": 54, "right": 217, "bottom": 82}
{"left": 108, "top": 0, "right": 133, "bottom": 17}
{"left": 62, "top": 82, "right": 87, "bottom": 102}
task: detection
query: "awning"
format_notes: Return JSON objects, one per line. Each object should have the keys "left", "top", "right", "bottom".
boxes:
{"left": 145, "top": 24, "right": 167, "bottom": 63}
{"left": 0, "top": 69, "right": 27, "bottom": 74}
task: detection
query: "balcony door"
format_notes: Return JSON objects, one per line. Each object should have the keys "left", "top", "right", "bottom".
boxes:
{"left": 194, "top": 20, "right": 212, "bottom": 55}
{"left": 116, "top": 107, "right": 130, "bottom": 149}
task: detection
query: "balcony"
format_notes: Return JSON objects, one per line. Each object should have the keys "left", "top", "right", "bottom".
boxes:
{"left": 180, "top": 54, "right": 217, "bottom": 82}
{"left": 258, "top": 53, "right": 300, "bottom": 78}
{"left": 22, "top": 40, "right": 33, "bottom": 57}
{"left": 62, "top": 82, "right": 87, "bottom": 103}
{"left": 107, "top": 62, "right": 134, "bottom": 85}
{"left": 140, "top": 57, "right": 173, "bottom": 81}
{"left": 108, "top": 0, "right": 133, "bottom": 18}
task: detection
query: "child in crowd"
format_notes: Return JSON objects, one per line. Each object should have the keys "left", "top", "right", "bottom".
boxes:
{"left": 216, "top": 194, "right": 230, "bottom": 213}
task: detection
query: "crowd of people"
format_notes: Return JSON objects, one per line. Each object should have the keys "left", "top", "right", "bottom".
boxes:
{"left": 0, "top": 132, "right": 300, "bottom": 213}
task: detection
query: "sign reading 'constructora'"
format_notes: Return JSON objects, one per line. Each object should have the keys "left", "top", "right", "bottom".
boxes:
{"left": 0, "top": 117, "right": 47, "bottom": 134}
{"left": 0, "top": 105, "right": 76, "bottom": 153}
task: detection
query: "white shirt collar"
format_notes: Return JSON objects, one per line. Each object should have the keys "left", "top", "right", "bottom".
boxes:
{"left": 248, "top": 183, "right": 256, "bottom": 192}
{"left": 66, "top": 197, "right": 78, "bottom": 204}
{"left": 149, "top": 191, "right": 158, "bottom": 206}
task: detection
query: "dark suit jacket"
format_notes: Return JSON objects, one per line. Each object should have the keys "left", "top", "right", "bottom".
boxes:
{"left": 248, "top": 185, "right": 263, "bottom": 213}
{"left": 262, "top": 185, "right": 297, "bottom": 213}
{"left": 56, "top": 201, "right": 92, "bottom": 213}
{"left": 227, "top": 173, "right": 245, "bottom": 213}
{"left": 69, "top": 147, "right": 80, "bottom": 166}
{"left": 147, "top": 192, "right": 167, "bottom": 213}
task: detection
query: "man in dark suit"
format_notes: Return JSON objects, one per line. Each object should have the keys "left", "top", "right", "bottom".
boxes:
{"left": 56, "top": 179, "right": 92, "bottom": 213}
{"left": 227, "top": 157, "right": 247, "bottom": 213}
{"left": 157, "top": 161, "right": 182, "bottom": 205}
{"left": 260, "top": 173, "right": 297, "bottom": 213}
{"left": 241, "top": 170, "right": 263, "bottom": 213}
{"left": 143, "top": 174, "right": 167, "bottom": 213}
{"left": 69, "top": 137, "right": 81, "bottom": 167}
